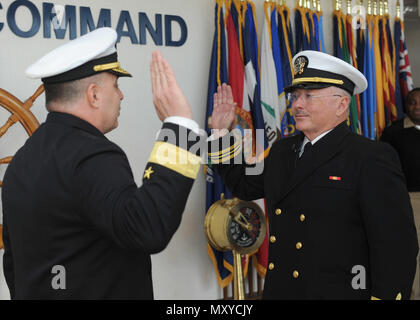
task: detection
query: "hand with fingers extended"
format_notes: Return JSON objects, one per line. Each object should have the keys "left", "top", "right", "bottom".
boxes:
{"left": 150, "top": 50, "right": 192, "bottom": 121}
{"left": 211, "top": 83, "right": 236, "bottom": 131}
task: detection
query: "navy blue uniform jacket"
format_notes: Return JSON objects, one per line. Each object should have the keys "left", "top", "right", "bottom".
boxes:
{"left": 2, "top": 112, "right": 200, "bottom": 299}
{"left": 212, "top": 122, "right": 418, "bottom": 299}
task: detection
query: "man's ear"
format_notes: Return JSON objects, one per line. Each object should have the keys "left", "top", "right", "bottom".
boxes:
{"left": 86, "top": 82, "right": 101, "bottom": 109}
{"left": 336, "top": 95, "right": 350, "bottom": 118}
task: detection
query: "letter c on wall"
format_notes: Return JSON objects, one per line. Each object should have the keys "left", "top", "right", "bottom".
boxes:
{"left": 7, "top": 0, "right": 40, "bottom": 38}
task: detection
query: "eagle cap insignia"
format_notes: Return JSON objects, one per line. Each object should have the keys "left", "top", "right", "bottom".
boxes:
{"left": 294, "top": 55, "right": 308, "bottom": 76}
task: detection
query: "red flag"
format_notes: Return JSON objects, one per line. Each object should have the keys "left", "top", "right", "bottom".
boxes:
{"left": 226, "top": 10, "right": 244, "bottom": 109}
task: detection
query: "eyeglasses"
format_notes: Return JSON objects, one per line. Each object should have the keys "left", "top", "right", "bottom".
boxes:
{"left": 287, "top": 92, "right": 343, "bottom": 104}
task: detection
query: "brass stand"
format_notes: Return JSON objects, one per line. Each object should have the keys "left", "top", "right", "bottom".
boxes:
{"left": 233, "top": 250, "right": 245, "bottom": 300}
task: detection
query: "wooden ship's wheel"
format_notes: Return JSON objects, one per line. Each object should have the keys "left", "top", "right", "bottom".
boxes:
{"left": 0, "top": 85, "right": 44, "bottom": 249}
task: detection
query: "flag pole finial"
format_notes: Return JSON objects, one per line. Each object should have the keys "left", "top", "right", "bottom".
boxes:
{"left": 317, "top": 0, "right": 321, "bottom": 12}
{"left": 347, "top": 0, "right": 351, "bottom": 14}
{"left": 379, "top": 0, "right": 384, "bottom": 16}
{"left": 396, "top": 0, "right": 401, "bottom": 18}
{"left": 373, "top": 0, "right": 377, "bottom": 15}
{"left": 334, "top": 0, "right": 341, "bottom": 11}
{"left": 367, "top": 0, "right": 372, "bottom": 15}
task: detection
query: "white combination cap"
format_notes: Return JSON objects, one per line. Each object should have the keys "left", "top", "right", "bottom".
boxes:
{"left": 25, "top": 27, "right": 132, "bottom": 84}
{"left": 285, "top": 50, "right": 368, "bottom": 95}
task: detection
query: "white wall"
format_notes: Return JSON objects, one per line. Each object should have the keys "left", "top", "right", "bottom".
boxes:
{"left": 0, "top": 0, "right": 404, "bottom": 300}
{"left": 405, "top": 19, "right": 420, "bottom": 87}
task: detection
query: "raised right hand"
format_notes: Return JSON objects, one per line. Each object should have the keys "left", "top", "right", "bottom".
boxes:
{"left": 150, "top": 50, "right": 192, "bottom": 121}
{"left": 211, "top": 83, "right": 236, "bottom": 131}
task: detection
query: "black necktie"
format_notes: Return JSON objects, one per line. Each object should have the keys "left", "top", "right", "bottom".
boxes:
{"left": 300, "top": 142, "right": 313, "bottom": 159}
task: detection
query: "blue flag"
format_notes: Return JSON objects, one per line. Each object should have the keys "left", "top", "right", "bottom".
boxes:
{"left": 318, "top": 12, "right": 326, "bottom": 52}
{"left": 243, "top": 3, "right": 268, "bottom": 153}
{"left": 205, "top": 1, "right": 234, "bottom": 288}
{"left": 277, "top": 4, "right": 297, "bottom": 137}
{"left": 361, "top": 16, "right": 377, "bottom": 140}
{"left": 270, "top": 7, "right": 288, "bottom": 137}
{"left": 393, "top": 18, "right": 405, "bottom": 118}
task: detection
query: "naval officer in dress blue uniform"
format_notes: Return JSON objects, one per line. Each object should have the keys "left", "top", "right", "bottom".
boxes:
{"left": 1, "top": 27, "right": 201, "bottom": 299}
{"left": 208, "top": 50, "right": 419, "bottom": 300}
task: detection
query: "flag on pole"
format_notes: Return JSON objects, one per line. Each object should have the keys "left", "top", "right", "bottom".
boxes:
{"left": 227, "top": 0, "right": 258, "bottom": 279}
{"left": 279, "top": 2, "right": 295, "bottom": 56}
{"left": 361, "top": 12, "right": 377, "bottom": 140}
{"left": 384, "top": 12, "right": 399, "bottom": 120}
{"left": 393, "top": 14, "right": 403, "bottom": 115}
{"left": 277, "top": 3, "right": 294, "bottom": 85}
{"left": 380, "top": 13, "right": 397, "bottom": 126}
{"left": 270, "top": 3, "right": 288, "bottom": 137}
{"left": 317, "top": 0, "right": 326, "bottom": 53}
{"left": 277, "top": 2, "right": 297, "bottom": 136}
{"left": 373, "top": 12, "right": 385, "bottom": 137}
{"left": 333, "top": 6, "right": 359, "bottom": 134}
{"left": 356, "top": 11, "right": 365, "bottom": 87}
{"left": 261, "top": 0, "right": 280, "bottom": 146}
{"left": 242, "top": 0, "right": 269, "bottom": 277}
{"left": 333, "top": 7, "right": 347, "bottom": 60}
{"left": 295, "top": 1, "right": 311, "bottom": 53}
{"left": 310, "top": 4, "right": 320, "bottom": 51}
{"left": 242, "top": 1, "right": 268, "bottom": 157}
{"left": 306, "top": 2, "right": 317, "bottom": 50}
{"left": 346, "top": 3, "right": 362, "bottom": 134}
{"left": 394, "top": 13, "right": 414, "bottom": 112}
{"left": 205, "top": 0, "right": 234, "bottom": 288}
{"left": 227, "top": 2, "right": 244, "bottom": 111}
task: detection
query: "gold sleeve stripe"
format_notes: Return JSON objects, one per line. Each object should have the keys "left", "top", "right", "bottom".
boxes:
{"left": 148, "top": 141, "right": 201, "bottom": 179}
{"left": 209, "top": 143, "right": 241, "bottom": 161}
{"left": 371, "top": 292, "right": 402, "bottom": 300}
{"left": 209, "top": 145, "right": 241, "bottom": 162}
{"left": 209, "top": 143, "right": 242, "bottom": 164}
{"left": 208, "top": 130, "right": 242, "bottom": 157}
{"left": 208, "top": 143, "right": 236, "bottom": 156}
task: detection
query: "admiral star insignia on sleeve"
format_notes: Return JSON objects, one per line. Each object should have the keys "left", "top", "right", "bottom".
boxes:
{"left": 143, "top": 166, "right": 154, "bottom": 180}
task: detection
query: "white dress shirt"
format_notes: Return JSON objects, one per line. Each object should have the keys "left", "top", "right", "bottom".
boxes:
{"left": 164, "top": 116, "right": 200, "bottom": 134}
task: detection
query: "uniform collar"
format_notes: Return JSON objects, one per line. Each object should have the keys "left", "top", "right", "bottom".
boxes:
{"left": 299, "top": 121, "right": 348, "bottom": 149}
{"left": 277, "top": 121, "right": 350, "bottom": 202}
{"left": 46, "top": 112, "right": 105, "bottom": 138}
{"left": 404, "top": 116, "right": 420, "bottom": 131}
{"left": 300, "top": 128, "right": 334, "bottom": 156}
